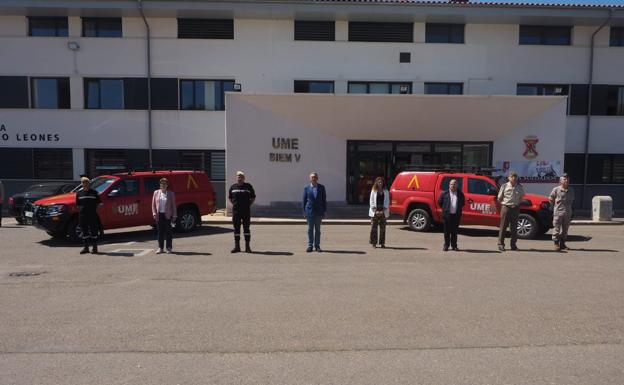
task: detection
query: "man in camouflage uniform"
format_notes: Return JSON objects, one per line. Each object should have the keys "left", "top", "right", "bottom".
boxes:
{"left": 549, "top": 173, "right": 575, "bottom": 251}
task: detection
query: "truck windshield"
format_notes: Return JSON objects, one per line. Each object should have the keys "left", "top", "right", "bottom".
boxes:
{"left": 88, "top": 177, "right": 117, "bottom": 194}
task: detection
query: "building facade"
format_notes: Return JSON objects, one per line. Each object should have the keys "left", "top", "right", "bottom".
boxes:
{"left": 0, "top": 0, "right": 623, "bottom": 210}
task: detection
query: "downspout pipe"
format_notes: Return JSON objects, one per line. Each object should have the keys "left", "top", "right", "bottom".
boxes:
{"left": 137, "top": 0, "right": 153, "bottom": 168}
{"left": 583, "top": 9, "right": 612, "bottom": 209}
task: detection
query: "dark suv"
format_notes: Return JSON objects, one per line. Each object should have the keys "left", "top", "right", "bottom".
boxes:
{"left": 8, "top": 182, "right": 78, "bottom": 224}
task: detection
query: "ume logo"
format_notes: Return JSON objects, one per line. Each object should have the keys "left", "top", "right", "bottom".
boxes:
{"left": 117, "top": 203, "right": 139, "bottom": 216}
{"left": 470, "top": 202, "right": 496, "bottom": 214}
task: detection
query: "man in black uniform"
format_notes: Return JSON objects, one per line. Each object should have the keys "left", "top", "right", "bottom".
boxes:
{"left": 76, "top": 177, "right": 101, "bottom": 254}
{"left": 228, "top": 171, "right": 256, "bottom": 253}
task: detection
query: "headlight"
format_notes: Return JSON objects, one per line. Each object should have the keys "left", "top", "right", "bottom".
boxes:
{"left": 47, "top": 204, "right": 66, "bottom": 215}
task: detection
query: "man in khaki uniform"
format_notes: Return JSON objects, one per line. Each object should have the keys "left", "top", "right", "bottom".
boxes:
{"left": 549, "top": 173, "right": 575, "bottom": 251}
{"left": 497, "top": 171, "right": 525, "bottom": 251}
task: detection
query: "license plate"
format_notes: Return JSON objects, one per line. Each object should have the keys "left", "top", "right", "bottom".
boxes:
{"left": 24, "top": 211, "right": 34, "bottom": 218}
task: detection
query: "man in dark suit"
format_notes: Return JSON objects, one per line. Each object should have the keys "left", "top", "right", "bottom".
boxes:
{"left": 437, "top": 179, "right": 465, "bottom": 251}
{"left": 302, "top": 172, "right": 327, "bottom": 252}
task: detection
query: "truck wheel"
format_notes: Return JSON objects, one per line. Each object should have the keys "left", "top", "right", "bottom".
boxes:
{"left": 67, "top": 218, "right": 83, "bottom": 243}
{"left": 176, "top": 208, "right": 199, "bottom": 233}
{"left": 517, "top": 214, "right": 538, "bottom": 239}
{"left": 407, "top": 209, "right": 432, "bottom": 232}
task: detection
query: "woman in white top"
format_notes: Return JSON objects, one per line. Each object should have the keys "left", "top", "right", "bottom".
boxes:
{"left": 369, "top": 176, "right": 390, "bottom": 248}
{"left": 151, "top": 178, "right": 177, "bottom": 254}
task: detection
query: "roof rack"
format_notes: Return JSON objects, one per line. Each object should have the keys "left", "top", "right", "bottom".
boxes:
{"left": 398, "top": 164, "right": 501, "bottom": 175}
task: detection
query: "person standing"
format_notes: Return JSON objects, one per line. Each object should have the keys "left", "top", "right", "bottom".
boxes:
{"left": 0, "top": 179, "right": 4, "bottom": 227}
{"left": 438, "top": 179, "right": 465, "bottom": 251}
{"left": 76, "top": 177, "right": 101, "bottom": 254}
{"left": 369, "top": 176, "right": 389, "bottom": 248}
{"left": 302, "top": 172, "right": 327, "bottom": 252}
{"left": 497, "top": 171, "right": 525, "bottom": 251}
{"left": 228, "top": 171, "right": 256, "bottom": 253}
{"left": 549, "top": 173, "right": 575, "bottom": 251}
{"left": 152, "top": 178, "right": 177, "bottom": 254}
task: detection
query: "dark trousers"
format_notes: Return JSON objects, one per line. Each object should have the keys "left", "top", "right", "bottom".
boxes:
{"left": 157, "top": 213, "right": 173, "bottom": 250}
{"left": 370, "top": 213, "right": 386, "bottom": 245}
{"left": 79, "top": 212, "right": 99, "bottom": 246}
{"left": 443, "top": 213, "right": 460, "bottom": 248}
{"left": 306, "top": 215, "right": 322, "bottom": 249}
{"left": 233, "top": 212, "right": 251, "bottom": 242}
{"left": 498, "top": 205, "right": 519, "bottom": 246}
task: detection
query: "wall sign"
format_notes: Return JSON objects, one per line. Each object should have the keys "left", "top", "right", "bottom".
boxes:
{"left": 270, "top": 137, "right": 301, "bottom": 163}
{"left": 0, "top": 124, "right": 61, "bottom": 143}
{"left": 496, "top": 160, "right": 562, "bottom": 183}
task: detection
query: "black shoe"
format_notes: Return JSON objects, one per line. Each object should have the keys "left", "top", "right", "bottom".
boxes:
{"left": 498, "top": 244, "right": 505, "bottom": 252}
{"left": 315, "top": 247, "right": 322, "bottom": 253}
{"left": 245, "top": 245, "right": 252, "bottom": 253}
{"left": 380, "top": 244, "right": 385, "bottom": 248}
{"left": 306, "top": 247, "right": 313, "bottom": 253}
{"left": 372, "top": 244, "right": 377, "bottom": 248}
{"left": 560, "top": 241, "right": 568, "bottom": 250}
{"left": 91, "top": 246, "right": 98, "bottom": 254}
{"left": 452, "top": 246, "right": 459, "bottom": 251}
{"left": 443, "top": 245, "right": 449, "bottom": 252}
{"left": 510, "top": 245, "right": 518, "bottom": 251}
{"left": 231, "top": 245, "right": 241, "bottom": 253}
{"left": 80, "top": 247, "right": 89, "bottom": 254}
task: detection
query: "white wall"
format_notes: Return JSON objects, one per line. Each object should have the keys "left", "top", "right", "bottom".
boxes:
{"left": 0, "top": 15, "right": 622, "bottom": 158}
{"left": 226, "top": 94, "right": 567, "bottom": 205}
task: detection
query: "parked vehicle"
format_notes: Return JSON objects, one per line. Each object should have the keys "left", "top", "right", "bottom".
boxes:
{"left": 389, "top": 171, "right": 553, "bottom": 239}
{"left": 8, "top": 182, "right": 78, "bottom": 224}
{"left": 29, "top": 171, "right": 217, "bottom": 241}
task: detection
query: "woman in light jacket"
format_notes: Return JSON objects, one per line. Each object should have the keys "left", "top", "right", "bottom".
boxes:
{"left": 152, "top": 178, "right": 177, "bottom": 254}
{"left": 369, "top": 176, "right": 390, "bottom": 248}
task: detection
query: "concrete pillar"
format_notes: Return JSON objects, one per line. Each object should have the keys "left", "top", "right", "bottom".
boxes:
{"left": 72, "top": 148, "right": 85, "bottom": 179}
{"left": 336, "top": 21, "right": 348, "bottom": 41}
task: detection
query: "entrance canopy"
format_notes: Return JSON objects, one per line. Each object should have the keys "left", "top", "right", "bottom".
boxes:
{"left": 226, "top": 93, "right": 567, "bottom": 205}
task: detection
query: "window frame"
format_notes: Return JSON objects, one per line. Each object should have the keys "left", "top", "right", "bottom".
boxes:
{"left": 293, "top": 80, "right": 335, "bottom": 94}
{"left": 347, "top": 81, "right": 412, "bottom": 94}
{"left": 30, "top": 77, "right": 70, "bottom": 109}
{"left": 82, "top": 17, "right": 123, "bottom": 38}
{"left": 294, "top": 20, "right": 335, "bottom": 41}
{"left": 425, "top": 23, "right": 465, "bottom": 44}
{"left": 84, "top": 78, "right": 125, "bottom": 110}
{"left": 609, "top": 26, "right": 624, "bottom": 47}
{"left": 519, "top": 25, "right": 572, "bottom": 46}
{"left": 179, "top": 79, "right": 235, "bottom": 111}
{"left": 28, "top": 16, "right": 68, "bottom": 37}
{"left": 348, "top": 21, "right": 414, "bottom": 43}
{"left": 424, "top": 82, "right": 464, "bottom": 95}
{"left": 177, "top": 18, "right": 234, "bottom": 39}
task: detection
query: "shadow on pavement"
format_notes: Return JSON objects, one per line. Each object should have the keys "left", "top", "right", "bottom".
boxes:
{"left": 380, "top": 246, "right": 427, "bottom": 250}
{"left": 250, "top": 251, "right": 294, "bottom": 256}
{"left": 319, "top": 250, "right": 367, "bottom": 254}
{"left": 172, "top": 251, "right": 213, "bottom": 256}
{"left": 38, "top": 225, "right": 232, "bottom": 248}
{"left": 460, "top": 249, "right": 502, "bottom": 254}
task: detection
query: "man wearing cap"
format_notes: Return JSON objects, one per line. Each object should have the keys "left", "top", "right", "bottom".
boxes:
{"left": 228, "top": 171, "right": 256, "bottom": 253}
{"left": 497, "top": 171, "right": 525, "bottom": 251}
{"left": 76, "top": 177, "right": 101, "bottom": 254}
{"left": 549, "top": 173, "right": 575, "bottom": 251}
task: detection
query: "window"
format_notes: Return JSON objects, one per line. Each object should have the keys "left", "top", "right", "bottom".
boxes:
{"left": 348, "top": 82, "right": 411, "bottom": 94}
{"left": 114, "top": 179, "right": 139, "bottom": 196}
{"left": 468, "top": 178, "right": 497, "bottom": 195}
{"left": 143, "top": 177, "right": 161, "bottom": 194}
{"left": 564, "top": 153, "right": 585, "bottom": 183}
{"left": 569, "top": 84, "right": 589, "bottom": 116}
{"left": 0, "top": 76, "right": 29, "bottom": 108}
{"left": 210, "top": 151, "right": 226, "bottom": 181}
{"left": 179, "top": 79, "right": 234, "bottom": 110}
{"left": 610, "top": 27, "right": 624, "bottom": 47}
{"left": 519, "top": 25, "right": 571, "bottom": 45}
{"left": 399, "top": 52, "right": 411, "bottom": 63}
{"left": 517, "top": 84, "right": 568, "bottom": 96}
{"left": 425, "top": 83, "right": 463, "bottom": 95}
{"left": 85, "top": 79, "right": 124, "bottom": 109}
{"left": 28, "top": 17, "right": 68, "bottom": 37}
{"left": 441, "top": 177, "right": 463, "bottom": 191}
{"left": 178, "top": 19, "right": 233, "bottom": 39}
{"left": 425, "top": 23, "right": 464, "bottom": 44}
{"left": 150, "top": 78, "right": 179, "bottom": 110}
{"left": 349, "top": 22, "right": 413, "bottom": 43}
{"left": 463, "top": 143, "right": 491, "bottom": 169}
{"left": 606, "top": 86, "right": 624, "bottom": 116}
{"left": 295, "top": 21, "right": 335, "bottom": 41}
{"left": 82, "top": 17, "right": 122, "bottom": 37}
{"left": 33, "top": 149, "right": 73, "bottom": 179}
{"left": 31, "top": 78, "right": 70, "bottom": 109}
{"left": 294, "top": 80, "right": 334, "bottom": 93}
{"left": 588, "top": 155, "right": 624, "bottom": 184}
{"left": 86, "top": 149, "right": 149, "bottom": 177}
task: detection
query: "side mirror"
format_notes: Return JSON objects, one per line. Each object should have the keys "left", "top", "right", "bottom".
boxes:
{"left": 108, "top": 189, "right": 120, "bottom": 197}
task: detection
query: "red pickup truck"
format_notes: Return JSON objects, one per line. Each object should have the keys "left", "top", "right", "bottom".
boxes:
{"left": 389, "top": 171, "right": 553, "bottom": 239}
{"left": 29, "top": 170, "right": 216, "bottom": 241}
